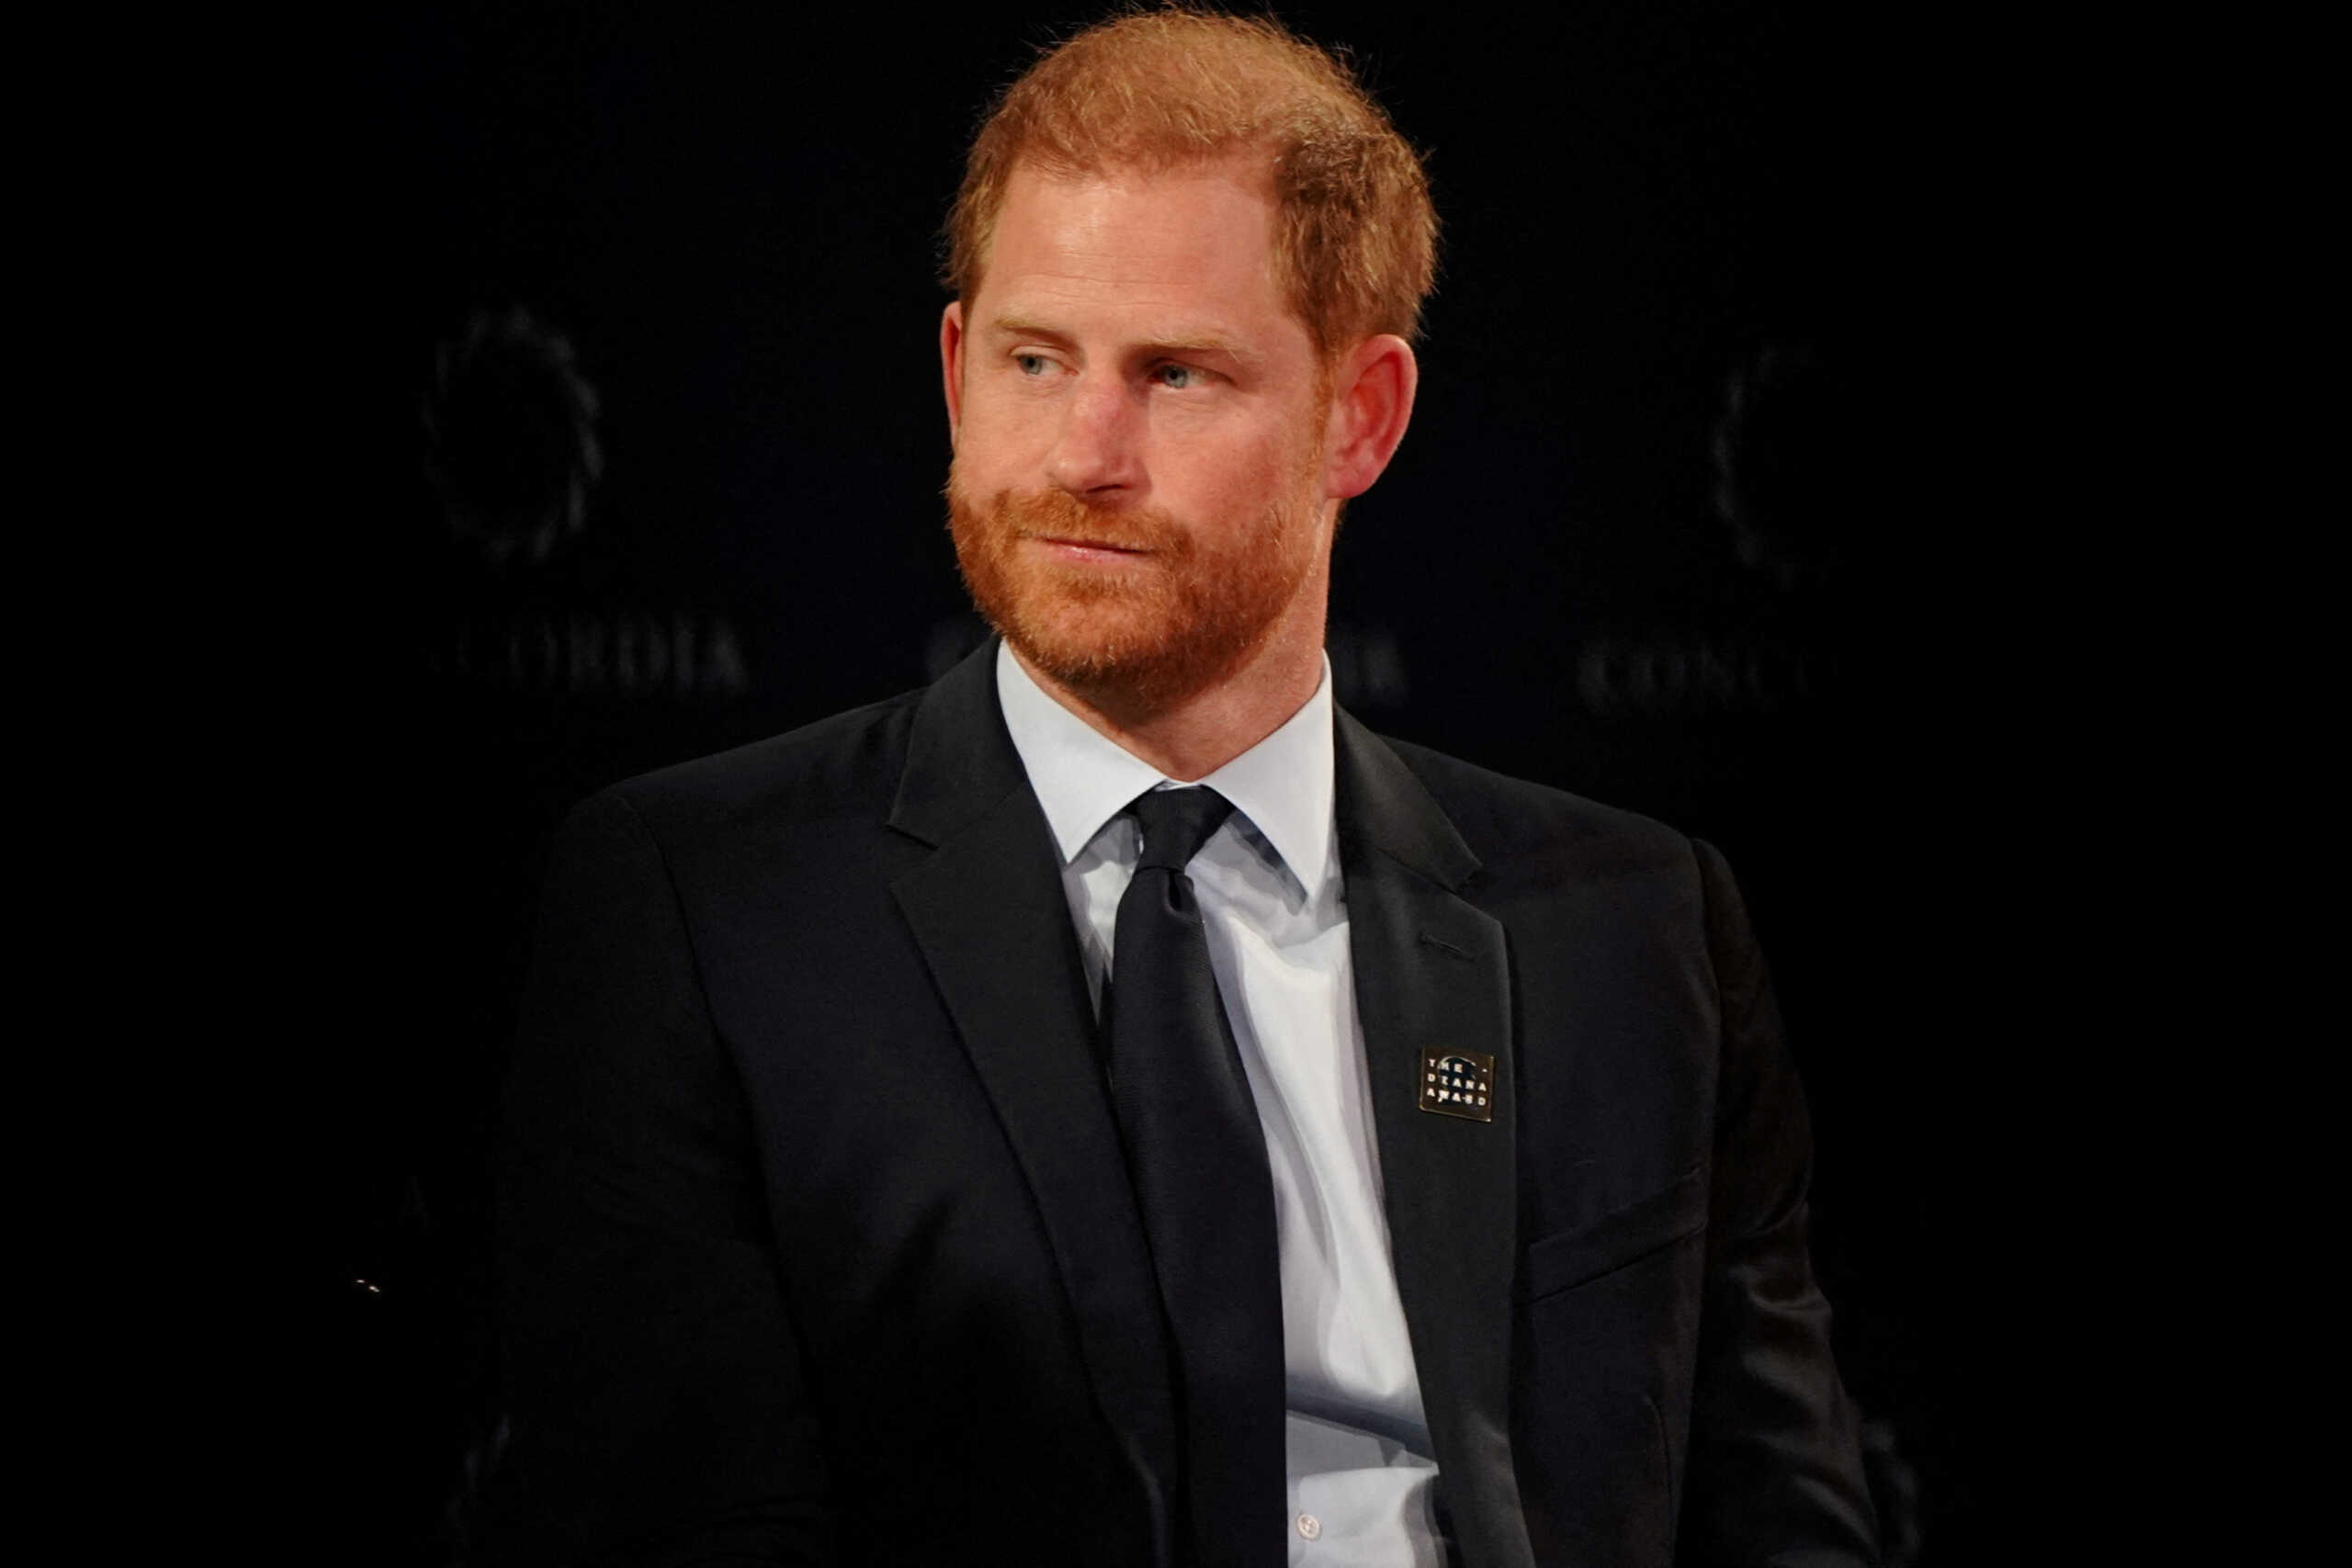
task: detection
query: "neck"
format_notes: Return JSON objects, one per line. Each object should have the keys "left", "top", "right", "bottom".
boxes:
{"left": 1009, "top": 592, "right": 1329, "bottom": 782}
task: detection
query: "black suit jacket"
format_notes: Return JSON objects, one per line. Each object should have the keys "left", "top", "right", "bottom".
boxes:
{"left": 480, "top": 641, "right": 1878, "bottom": 1568}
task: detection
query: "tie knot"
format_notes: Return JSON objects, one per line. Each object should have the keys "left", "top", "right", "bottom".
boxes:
{"left": 1127, "top": 786, "right": 1234, "bottom": 873}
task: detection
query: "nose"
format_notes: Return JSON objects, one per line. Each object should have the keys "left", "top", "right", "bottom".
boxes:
{"left": 1045, "top": 370, "right": 1144, "bottom": 498}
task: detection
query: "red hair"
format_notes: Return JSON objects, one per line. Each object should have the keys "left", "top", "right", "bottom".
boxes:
{"left": 944, "top": 6, "right": 1438, "bottom": 359}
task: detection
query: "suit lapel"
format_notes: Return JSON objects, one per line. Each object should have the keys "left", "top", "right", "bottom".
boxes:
{"left": 888, "top": 643, "right": 1179, "bottom": 1565}
{"left": 1337, "top": 711, "right": 1537, "bottom": 1568}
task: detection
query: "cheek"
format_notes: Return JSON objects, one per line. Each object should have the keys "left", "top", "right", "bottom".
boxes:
{"left": 953, "top": 410, "right": 1034, "bottom": 479}
{"left": 1171, "top": 431, "right": 1306, "bottom": 512}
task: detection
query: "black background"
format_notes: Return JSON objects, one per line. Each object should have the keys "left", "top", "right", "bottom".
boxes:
{"left": 320, "top": 4, "right": 2025, "bottom": 1561}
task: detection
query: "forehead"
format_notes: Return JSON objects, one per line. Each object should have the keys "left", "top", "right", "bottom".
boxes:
{"left": 974, "top": 159, "right": 1305, "bottom": 347}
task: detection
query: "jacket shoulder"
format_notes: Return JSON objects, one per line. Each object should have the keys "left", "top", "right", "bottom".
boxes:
{"left": 585, "top": 687, "right": 927, "bottom": 849}
{"left": 1376, "top": 733, "right": 1696, "bottom": 878}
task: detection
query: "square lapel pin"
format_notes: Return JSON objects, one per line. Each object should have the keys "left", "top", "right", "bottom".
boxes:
{"left": 1419, "top": 1047, "right": 1496, "bottom": 1122}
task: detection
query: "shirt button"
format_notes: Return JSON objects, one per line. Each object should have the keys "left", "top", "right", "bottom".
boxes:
{"left": 1295, "top": 1513, "right": 1322, "bottom": 1541}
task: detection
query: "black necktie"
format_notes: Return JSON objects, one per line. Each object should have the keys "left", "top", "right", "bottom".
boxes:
{"left": 1105, "top": 786, "right": 1284, "bottom": 1568}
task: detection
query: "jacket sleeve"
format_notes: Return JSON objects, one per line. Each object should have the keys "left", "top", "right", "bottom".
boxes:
{"left": 1677, "top": 839, "right": 1880, "bottom": 1567}
{"left": 475, "top": 788, "right": 838, "bottom": 1567}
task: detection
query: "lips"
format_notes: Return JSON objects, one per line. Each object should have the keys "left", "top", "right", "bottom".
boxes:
{"left": 1028, "top": 534, "right": 1150, "bottom": 556}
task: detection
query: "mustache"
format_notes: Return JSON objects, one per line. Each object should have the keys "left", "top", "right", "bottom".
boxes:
{"left": 949, "top": 477, "right": 1193, "bottom": 558}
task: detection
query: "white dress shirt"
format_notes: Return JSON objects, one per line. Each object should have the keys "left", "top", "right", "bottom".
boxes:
{"left": 995, "top": 643, "right": 1446, "bottom": 1567}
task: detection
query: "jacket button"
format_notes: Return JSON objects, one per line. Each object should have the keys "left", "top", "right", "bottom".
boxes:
{"left": 1295, "top": 1513, "right": 1321, "bottom": 1541}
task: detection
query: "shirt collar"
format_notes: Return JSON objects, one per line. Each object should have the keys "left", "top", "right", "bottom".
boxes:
{"left": 994, "top": 639, "right": 1336, "bottom": 896}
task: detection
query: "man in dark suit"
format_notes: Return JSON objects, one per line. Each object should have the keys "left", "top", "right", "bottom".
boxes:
{"left": 483, "top": 11, "right": 1878, "bottom": 1567}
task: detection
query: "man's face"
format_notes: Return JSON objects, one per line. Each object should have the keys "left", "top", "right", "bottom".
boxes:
{"left": 943, "top": 159, "right": 1337, "bottom": 712}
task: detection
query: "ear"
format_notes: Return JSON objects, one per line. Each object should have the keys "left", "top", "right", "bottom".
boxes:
{"left": 940, "top": 300, "right": 967, "bottom": 449}
{"left": 1321, "top": 333, "right": 1419, "bottom": 502}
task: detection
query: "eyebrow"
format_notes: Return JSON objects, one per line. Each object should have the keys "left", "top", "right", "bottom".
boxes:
{"left": 984, "top": 315, "right": 1264, "bottom": 370}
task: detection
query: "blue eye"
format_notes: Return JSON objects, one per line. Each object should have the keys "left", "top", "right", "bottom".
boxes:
{"left": 1014, "top": 354, "right": 1049, "bottom": 376}
{"left": 1155, "top": 364, "right": 1197, "bottom": 389}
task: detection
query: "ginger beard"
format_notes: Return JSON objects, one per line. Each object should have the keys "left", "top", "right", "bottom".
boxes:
{"left": 946, "top": 451, "right": 1328, "bottom": 715}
